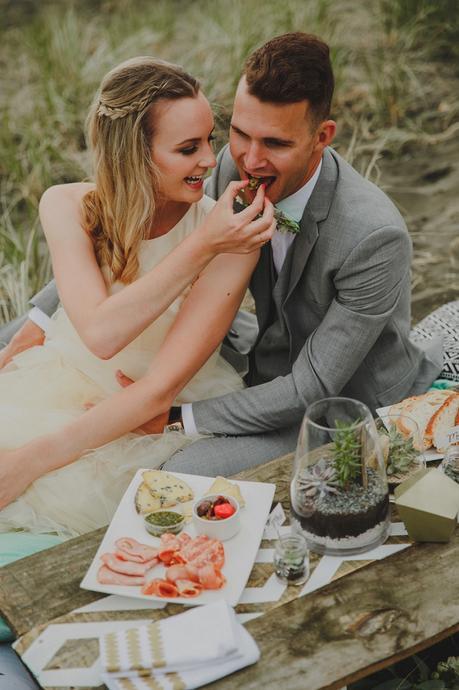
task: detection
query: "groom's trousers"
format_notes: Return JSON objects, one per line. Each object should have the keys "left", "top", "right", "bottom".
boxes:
{"left": 162, "top": 423, "right": 300, "bottom": 476}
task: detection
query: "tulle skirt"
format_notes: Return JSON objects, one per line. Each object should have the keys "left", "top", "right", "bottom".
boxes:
{"left": 0, "top": 335, "right": 243, "bottom": 538}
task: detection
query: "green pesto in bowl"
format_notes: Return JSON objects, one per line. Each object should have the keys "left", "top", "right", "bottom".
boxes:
{"left": 144, "top": 510, "right": 185, "bottom": 536}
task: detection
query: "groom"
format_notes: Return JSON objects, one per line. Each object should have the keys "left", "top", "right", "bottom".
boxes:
{"left": 0, "top": 33, "right": 442, "bottom": 475}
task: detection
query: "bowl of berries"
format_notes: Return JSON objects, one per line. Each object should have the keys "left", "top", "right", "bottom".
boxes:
{"left": 192, "top": 494, "right": 241, "bottom": 541}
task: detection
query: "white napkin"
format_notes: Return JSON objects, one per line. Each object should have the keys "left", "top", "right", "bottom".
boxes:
{"left": 100, "top": 601, "right": 260, "bottom": 690}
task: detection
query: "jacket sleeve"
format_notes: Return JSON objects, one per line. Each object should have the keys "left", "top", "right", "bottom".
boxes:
{"left": 192, "top": 225, "right": 412, "bottom": 435}
{"left": 30, "top": 279, "right": 59, "bottom": 316}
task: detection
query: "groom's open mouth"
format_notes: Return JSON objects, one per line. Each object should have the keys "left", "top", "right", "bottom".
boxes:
{"left": 245, "top": 173, "right": 276, "bottom": 191}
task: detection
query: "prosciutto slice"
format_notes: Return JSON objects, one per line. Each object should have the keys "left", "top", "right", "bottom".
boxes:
{"left": 196, "top": 563, "right": 226, "bottom": 590}
{"left": 142, "top": 579, "right": 178, "bottom": 597}
{"left": 115, "top": 537, "right": 159, "bottom": 563}
{"left": 97, "top": 565, "right": 145, "bottom": 586}
{"left": 180, "top": 535, "right": 225, "bottom": 570}
{"left": 175, "top": 579, "right": 203, "bottom": 598}
{"left": 101, "top": 553, "right": 157, "bottom": 576}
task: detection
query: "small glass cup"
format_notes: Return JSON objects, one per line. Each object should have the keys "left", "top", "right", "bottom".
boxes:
{"left": 441, "top": 444, "right": 459, "bottom": 484}
{"left": 273, "top": 533, "right": 309, "bottom": 586}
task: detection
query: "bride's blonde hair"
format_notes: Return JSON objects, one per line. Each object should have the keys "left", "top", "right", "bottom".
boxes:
{"left": 82, "top": 56, "right": 200, "bottom": 284}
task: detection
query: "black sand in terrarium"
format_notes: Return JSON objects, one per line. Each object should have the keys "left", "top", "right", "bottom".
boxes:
{"left": 292, "top": 469, "right": 389, "bottom": 540}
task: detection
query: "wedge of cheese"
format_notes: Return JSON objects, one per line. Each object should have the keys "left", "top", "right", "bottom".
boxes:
{"left": 142, "top": 470, "right": 194, "bottom": 508}
{"left": 207, "top": 476, "right": 245, "bottom": 507}
{"left": 134, "top": 483, "right": 162, "bottom": 515}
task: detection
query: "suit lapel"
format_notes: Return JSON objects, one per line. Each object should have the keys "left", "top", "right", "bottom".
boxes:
{"left": 284, "top": 148, "right": 339, "bottom": 304}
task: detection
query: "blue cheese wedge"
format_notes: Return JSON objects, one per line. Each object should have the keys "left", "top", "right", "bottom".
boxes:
{"left": 142, "top": 470, "right": 194, "bottom": 508}
{"left": 135, "top": 483, "right": 162, "bottom": 515}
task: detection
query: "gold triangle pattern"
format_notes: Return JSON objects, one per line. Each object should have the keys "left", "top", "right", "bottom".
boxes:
{"left": 147, "top": 621, "right": 166, "bottom": 668}
{"left": 126, "top": 626, "right": 143, "bottom": 671}
{"left": 104, "top": 631, "right": 122, "bottom": 673}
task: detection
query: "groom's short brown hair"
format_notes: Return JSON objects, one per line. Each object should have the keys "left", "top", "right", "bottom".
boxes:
{"left": 243, "top": 32, "right": 334, "bottom": 124}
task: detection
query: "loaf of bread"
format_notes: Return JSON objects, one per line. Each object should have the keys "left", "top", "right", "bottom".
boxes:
{"left": 386, "top": 390, "right": 458, "bottom": 452}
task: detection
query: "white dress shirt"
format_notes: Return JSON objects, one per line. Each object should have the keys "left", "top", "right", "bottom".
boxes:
{"left": 182, "top": 160, "right": 323, "bottom": 434}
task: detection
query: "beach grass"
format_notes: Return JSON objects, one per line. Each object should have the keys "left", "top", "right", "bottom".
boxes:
{"left": 1, "top": 0, "right": 458, "bottom": 324}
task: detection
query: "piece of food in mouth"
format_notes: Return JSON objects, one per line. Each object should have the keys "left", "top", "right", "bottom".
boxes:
{"left": 247, "top": 175, "right": 264, "bottom": 191}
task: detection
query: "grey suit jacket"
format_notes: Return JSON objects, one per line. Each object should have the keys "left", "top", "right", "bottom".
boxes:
{"left": 192, "top": 145, "right": 441, "bottom": 435}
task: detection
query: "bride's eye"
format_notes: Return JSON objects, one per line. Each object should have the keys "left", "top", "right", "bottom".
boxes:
{"left": 179, "top": 145, "right": 198, "bottom": 156}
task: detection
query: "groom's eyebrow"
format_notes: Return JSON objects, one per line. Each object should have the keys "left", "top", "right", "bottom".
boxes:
{"left": 230, "top": 124, "right": 294, "bottom": 147}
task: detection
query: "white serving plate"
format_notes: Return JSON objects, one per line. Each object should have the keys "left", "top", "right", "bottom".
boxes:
{"left": 376, "top": 406, "right": 443, "bottom": 461}
{"left": 80, "top": 470, "right": 276, "bottom": 606}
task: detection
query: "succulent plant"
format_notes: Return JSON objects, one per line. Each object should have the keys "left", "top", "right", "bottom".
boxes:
{"left": 332, "top": 419, "right": 363, "bottom": 489}
{"left": 296, "top": 458, "right": 341, "bottom": 500}
{"left": 383, "top": 425, "right": 419, "bottom": 476}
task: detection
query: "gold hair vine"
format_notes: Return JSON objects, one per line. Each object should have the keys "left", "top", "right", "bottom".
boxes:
{"left": 97, "top": 80, "right": 172, "bottom": 120}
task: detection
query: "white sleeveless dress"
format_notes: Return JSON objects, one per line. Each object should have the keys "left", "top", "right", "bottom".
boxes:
{"left": 0, "top": 196, "right": 244, "bottom": 537}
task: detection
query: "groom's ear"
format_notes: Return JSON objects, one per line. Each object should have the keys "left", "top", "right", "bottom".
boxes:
{"left": 314, "top": 120, "right": 336, "bottom": 151}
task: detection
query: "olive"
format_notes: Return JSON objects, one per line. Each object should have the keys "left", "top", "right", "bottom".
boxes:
{"left": 196, "top": 500, "right": 212, "bottom": 517}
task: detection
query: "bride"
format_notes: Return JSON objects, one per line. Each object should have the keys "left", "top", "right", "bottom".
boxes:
{"left": 0, "top": 56, "right": 274, "bottom": 538}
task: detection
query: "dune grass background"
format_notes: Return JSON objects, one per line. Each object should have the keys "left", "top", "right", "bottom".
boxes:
{"left": 1, "top": 0, "right": 458, "bottom": 324}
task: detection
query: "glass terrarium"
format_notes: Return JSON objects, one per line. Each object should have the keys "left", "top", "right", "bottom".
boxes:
{"left": 290, "top": 397, "right": 390, "bottom": 556}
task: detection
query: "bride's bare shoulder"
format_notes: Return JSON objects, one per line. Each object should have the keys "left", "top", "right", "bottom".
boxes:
{"left": 39, "top": 182, "right": 96, "bottom": 212}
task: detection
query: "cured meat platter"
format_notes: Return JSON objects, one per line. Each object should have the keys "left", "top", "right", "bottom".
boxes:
{"left": 80, "top": 469, "right": 276, "bottom": 606}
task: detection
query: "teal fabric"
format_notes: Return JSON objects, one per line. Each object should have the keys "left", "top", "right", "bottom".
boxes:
{"left": 0, "top": 532, "right": 63, "bottom": 641}
{"left": 429, "top": 378, "right": 459, "bottom": 390}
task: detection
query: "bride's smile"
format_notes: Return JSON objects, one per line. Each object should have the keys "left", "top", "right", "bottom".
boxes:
{"left": 151, "top": 91, "right": 217, "bottom": 211}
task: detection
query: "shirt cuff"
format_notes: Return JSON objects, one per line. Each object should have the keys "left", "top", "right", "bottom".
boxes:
{"left": 181, "top": 403, "right": 198, "bottom": 435}
{"left": 28, "top": 307, "right": 53, "bottom": 332}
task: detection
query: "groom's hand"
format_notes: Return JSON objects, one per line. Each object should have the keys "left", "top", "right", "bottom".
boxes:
{"left": 116, "top": 370, "right": 169, "bottom": 434}
{"left": 0, "top": 319, "right": 45, "bottom": 369}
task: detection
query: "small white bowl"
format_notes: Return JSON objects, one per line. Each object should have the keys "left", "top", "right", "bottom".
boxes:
{"left": 192, "top": 494, "right": 241, "bottom": 542}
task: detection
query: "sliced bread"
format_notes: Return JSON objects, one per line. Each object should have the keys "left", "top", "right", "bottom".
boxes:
{"left": 430, "top": 393, "right": 459, "bottom": 453}
{"left": 396, "top": 390, "right": 451, "bottom": 450}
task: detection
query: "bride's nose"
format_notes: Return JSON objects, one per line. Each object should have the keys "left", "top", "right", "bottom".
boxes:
{"left": 199, "top": 142, "right": 216, "bottom": 169}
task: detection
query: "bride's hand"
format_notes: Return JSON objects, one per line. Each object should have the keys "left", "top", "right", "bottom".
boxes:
{"left": 0, "top": 320, "right": 45, "bottom": 370}
{"left": 199, "top": 181, "right": 276, "bottom": 255}
{"left": 0, "top": 448, "right": 35, "bottom": 509}
{"left": 84, "top": 370, "right": 169, "bottom": 435}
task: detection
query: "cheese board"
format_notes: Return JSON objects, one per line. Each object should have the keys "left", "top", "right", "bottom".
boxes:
{"left": 80, "top": 469, "right": 276, "bottom": 606}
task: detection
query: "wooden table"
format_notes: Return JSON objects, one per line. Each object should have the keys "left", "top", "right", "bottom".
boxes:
{"left": 1, "top": 454, "right": 458, "bottom": 690}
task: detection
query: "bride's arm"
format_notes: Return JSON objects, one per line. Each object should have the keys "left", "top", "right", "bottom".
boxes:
{"left": 0, "top": 249, "right": 259, "bottom": 507}
{"left": 39, "top": 182, "right": 273, "bottom": 359}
